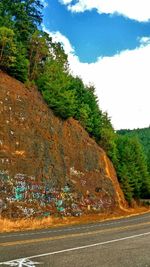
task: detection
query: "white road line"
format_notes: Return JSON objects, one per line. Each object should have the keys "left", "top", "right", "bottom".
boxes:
{"left": 0, "top": 214, "right": 150, "bottom": 239}
{"left": 0, "top": 231, "right": 150, "bottom": 265}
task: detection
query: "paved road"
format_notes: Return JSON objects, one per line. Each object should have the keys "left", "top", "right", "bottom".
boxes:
{"left": 0, "top": 212, "right": 150, "bottom": 267}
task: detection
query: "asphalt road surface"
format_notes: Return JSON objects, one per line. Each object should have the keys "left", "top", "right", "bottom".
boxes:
{"left": 0, "top": 212, "right": 150, "bottom": 267}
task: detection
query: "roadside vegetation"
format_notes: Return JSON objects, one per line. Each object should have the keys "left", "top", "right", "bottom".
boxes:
{"left": 118, "top": 127, "right": 150, "bottom": 174}
{"left": 0, "top": 0, "right": 150, "bottom": 205}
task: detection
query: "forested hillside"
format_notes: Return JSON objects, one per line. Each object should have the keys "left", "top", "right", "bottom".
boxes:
{"left": 114, "top": 133, "right": 150, "bottom": 202}
{"left": 118, "top": 127, "right": 150, "bottom": 173}
{"left": 0, "top": 0, "right": 150, "bottom": 205}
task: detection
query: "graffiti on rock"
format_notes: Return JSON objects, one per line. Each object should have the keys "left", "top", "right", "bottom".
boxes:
{"left": 0, "top": 170, "right": 113, "bottom": 218}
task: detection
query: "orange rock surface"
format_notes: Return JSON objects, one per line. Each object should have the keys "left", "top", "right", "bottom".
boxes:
{"left": 0, "top": 71, "right": 126, "bottom": 218}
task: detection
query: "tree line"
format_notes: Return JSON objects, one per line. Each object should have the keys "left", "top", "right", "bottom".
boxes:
{"left": 118, "top": 127, "right": 150, "bottom": 173}
{"left": 117, "top": 128, "right": 150, "bottom": 202}
{"left": 0, "top": 0, "right": 150, "bottom": 204}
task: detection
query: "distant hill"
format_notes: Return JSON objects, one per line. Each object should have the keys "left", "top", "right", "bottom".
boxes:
{"left": 118, "top": 127, "right": 150, "bottom": 172}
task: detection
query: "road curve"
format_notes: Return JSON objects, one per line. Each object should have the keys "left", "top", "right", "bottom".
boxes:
{"left": 0, "top": 212, "right": 150, "bottom": 267}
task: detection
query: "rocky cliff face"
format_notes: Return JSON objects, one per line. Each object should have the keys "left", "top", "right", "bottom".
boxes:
{"left": 0, "top": 71, "right": 126, "bottom": 218}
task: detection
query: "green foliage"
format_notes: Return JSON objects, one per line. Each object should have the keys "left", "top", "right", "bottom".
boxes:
{"left": 99, "top": 112, "right": 117, "bottom": 163}
{"left": 0, "top": 0, "right": 43, "bottom": 41}
{"left": 0, "top": 26, "right": 16, "bottom": 69}
{"left": 115, "top": 135, "right": 150, "bottom": 202}
{"left": 28, "top": 30, "right": 49, "bottom": 80}
{"left": 43, "top": 88, "right": 77, "bottom": 119}
{"left": 117, "top": 164, "right": 133, "bottom": 203}
{"left": 61, "top": 77, "right": 103, "bottom": 141}
{"left": 74, "top": 81, "right": 102, "bottom": 138}
{"left": 118, "top": 127, "right": 150, "bottom": 173}
{"left": 8, "top": 42, "right": 29, "bottom": 82}
{"left": 147, "top": 150, "right": 150, "bottom": 174}
{"left": 36, "top": 48, "right": 76, "bottom": 119}
{"left": 118, "top": 127, "right": 150, "bottom": 199}
{"left": 0, "top": 0, "right": 43, "bottom": 81}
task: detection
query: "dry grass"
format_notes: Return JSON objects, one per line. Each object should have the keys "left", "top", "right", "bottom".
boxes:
{"left": 0, "top": 216, "right": 62, "bottom": 233}
{"left": 0, "top": 206, "right": 150, "bottom": 233}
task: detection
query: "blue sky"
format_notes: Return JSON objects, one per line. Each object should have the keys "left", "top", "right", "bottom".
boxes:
{"left": 43, "top": 0, "right": 150, "bottom": 62}
{"left": 42, "top": 0, "right": 150, "bottom": 130}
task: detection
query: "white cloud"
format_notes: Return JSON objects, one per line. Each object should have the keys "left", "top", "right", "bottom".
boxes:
{"left": 45, "top": 30, "right": 75, "bottom": 55}
{"left": 44, "top": 29, "right": 150, "bottom": 130}
{"left": 41, "top": 0, "right": 48, "bottom": 8}
{"left": 59, "top": 0, "right": 72, "bottom": 4}
{"left": 140, "top": 37, "right": 150, "bottom": 46}
{"left": 60, "top": 0, "right": 150, "bottom": 22}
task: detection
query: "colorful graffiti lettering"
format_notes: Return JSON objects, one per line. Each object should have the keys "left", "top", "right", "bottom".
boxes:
{"left": 0, "top": 171, "right": 113, "bottom": 218}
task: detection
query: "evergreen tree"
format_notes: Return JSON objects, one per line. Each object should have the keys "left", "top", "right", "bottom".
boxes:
{"left": 115, "top": 135, "right": 150, "bottom": 202}
{"left": 99, "top": 112, "right": 117, "bottom": 163}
